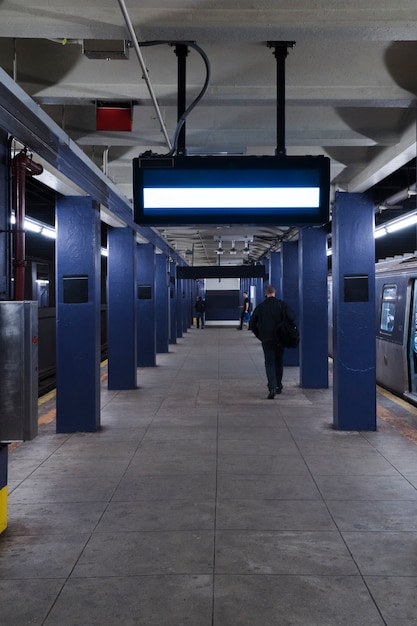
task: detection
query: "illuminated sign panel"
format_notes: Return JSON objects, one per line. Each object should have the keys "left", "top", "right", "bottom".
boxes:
{"left": 133, "top": 155, "right": 330, "bottom": 226}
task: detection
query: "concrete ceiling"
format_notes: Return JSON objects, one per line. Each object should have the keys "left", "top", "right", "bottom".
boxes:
{"left": 1, "top": 0, "right": 417, "bottom": 265}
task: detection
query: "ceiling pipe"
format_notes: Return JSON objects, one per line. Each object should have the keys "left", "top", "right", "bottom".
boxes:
{"left": 174, "top": 43, "right": 189, "bottom": 156}
{"left": 378, "top": 182, "right": 417, "bottom": 210}
{"left": 116, "top": 0, "right": 172, "bottom": 151}
{"left": 12, "top": 150, "right": 43, "bottom": 300}
{"left": 267, "top": 41, "right": 295, "bottom": 156}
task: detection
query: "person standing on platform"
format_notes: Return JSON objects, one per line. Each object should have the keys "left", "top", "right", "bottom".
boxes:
{"left": 195, "top": 296, "right": 206, "bottom": 329}
{"left": 238, "top": 291, "right": 251, "bottom": 330}
{"left": 249, "top": 284, "right": 294, "bottom": 399}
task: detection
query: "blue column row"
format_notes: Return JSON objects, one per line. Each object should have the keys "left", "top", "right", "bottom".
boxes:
{"left": 299, "top": 227, "right": 328, "bottom": 388}
{"left": 169, "top": 261, "right": 177, "bottom": 344}
{"left": 281, "top": 241, "right": 299, "bottom": 367}
{"left": 52, "top": 192, "right": 375, "bottom": 435}
{"left": 156, "top": 254, "right": 169, "bottom": 354}
{"left": 332, "top": 192, "right": 376, "bottom": 430}
{"left": 136, "top": 243, "right": 156, "bottom": 367}
{"left": 269, "top": 251, "right": 281, "bottom": 289}
{"left": 55, "top": 196, "right": 101, "bottom": 433}
{"left": 107, "top": 227, "right": 137, "bottom": 389}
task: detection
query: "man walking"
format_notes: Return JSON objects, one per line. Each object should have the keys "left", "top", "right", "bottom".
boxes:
{"left": 249, "top": 284, "right": 294, "bottom": 399}
{"left": 238, "top": 291, "right": 251, "bottom": 330}
{"left": 195, "top": 296, "right": 206, "bottom": 329}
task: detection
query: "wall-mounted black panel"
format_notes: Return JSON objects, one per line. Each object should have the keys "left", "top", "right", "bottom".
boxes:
{"left": 138, "top": 284, "right": 152, "bottom": 300}
{"left": 344, "top": 274, "right": 369, "bottom": 302}
{"left": 63, "top": 275, "right": 88, "bottom": 303}
{"left": 177, "top": 265, "right": 266, "bottom": 279}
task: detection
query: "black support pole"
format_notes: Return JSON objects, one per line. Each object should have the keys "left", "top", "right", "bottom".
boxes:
{"left": 174, "top": 44, "right": 189, "bottom": 156}
{"left": 267, "top": 41, "right": 295, "bottom": 156}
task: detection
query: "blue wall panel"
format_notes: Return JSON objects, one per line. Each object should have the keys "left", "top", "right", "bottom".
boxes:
{"left": 169, "top": 261, "right": 177, "bottom": 344}
{"left": 136, "top": 243, "right": 156, "bottom": 367}
{"left": 205, "top": 290, "right": 240, "bottom": 321}
{"left": 282, "top": 241, "right": 299, "bottom": 367}
{"left": 156, "top": 254, "right": 169, "bottom": 353}
{"left": 299, "top": 227, "right": 328, "bottom": 388}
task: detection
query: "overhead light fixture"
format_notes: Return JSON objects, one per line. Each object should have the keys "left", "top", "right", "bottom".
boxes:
{"left": 374, "top": 229, "right": 387, "bottom": 239}
{"left": 41, "top": 226, "right": 56, "bottom": 239}
{"left": 83, "top": 40, "right": 130, "bottom": 60}
{"left": 14, "top": 215, "right": 57, "bottom": 239}
{"left": 327, "top": 209, "right": 417, "bottom": 255}
{"left": 386, "top": 213, "right": 417, "bottom": 233}
{"left": 216, "top": 240, "right": 224, "bottom": 255}
{"left": 375, "top": 209, "right": 417, "bottom": 237}
{"left": 230, "top": 240, "right": 237, "bottom": 254}
{"left": 24, "top": 219, "right": 42, "bottom": 234}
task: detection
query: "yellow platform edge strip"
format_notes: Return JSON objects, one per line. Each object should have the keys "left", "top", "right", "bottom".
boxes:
{"left": 0, "top": 485, "right": 8, "bottom": 534}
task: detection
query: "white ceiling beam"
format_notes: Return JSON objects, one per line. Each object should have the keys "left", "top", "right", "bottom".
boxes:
{"left": 347, "top": 122, "right": 417, "bottom": 193}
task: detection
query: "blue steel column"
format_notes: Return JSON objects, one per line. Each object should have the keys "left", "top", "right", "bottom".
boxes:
{"left": 188, "top": 280, "right": 193, "bottom": 328}
{"left": 255, "top": 277, "right": 264, "bottom": 308}
{"left": 156, "top": 253, "right": 169, "bottom": 353}
{"left": 169, "top": 261, "right": 177, "bottom": 344}
{"left": 299, "top": 227, "right": 328, "bottom": 388}
{"left": 269, "top": 251, "right": 281, "bottom": 289}
{"left": 136, "top": 243, "right": 156, "bottom": 366}
{"left": 0, "top": 131, "right": 10, "bottom": 300}
{"left": 182, "top": 280, "right": 190, "bottom": 332}
{"left": 182, "top": 279, "right": 188, "bottom": 332}
{"left": 56, "top": 196, "right": 100, "bottom": 432}
{"left": 262, "top": 257, "right": 270, "bottom": 284}
{"left": 107, "top": 227, "right": 137, "bottom": 389}
{"left": 332, "top": 192, "right": 376, "bottom": 430}
{"left": 176, "top": 277, "right": 184, "bottom": 338}
{"left": 281, "top": 241, "right": 299, "bottom": 366}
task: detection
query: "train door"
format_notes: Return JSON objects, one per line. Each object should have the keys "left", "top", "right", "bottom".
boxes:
{"left": 408, "top": 280, "right": 417, "bottom": 394}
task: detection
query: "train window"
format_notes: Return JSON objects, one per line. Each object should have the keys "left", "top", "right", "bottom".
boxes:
{"left": 383, "top": 285, "right": 397, "bottom": 301}
{"left": 380, "top": 284, "right": 397, "bottom": 332}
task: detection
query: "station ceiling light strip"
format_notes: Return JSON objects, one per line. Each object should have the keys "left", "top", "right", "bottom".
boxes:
{"left": 327, "top": 209, "right": 417, "bottom": 256}
{"left": 11, "top": 214, "right": 108, "bottom": 256}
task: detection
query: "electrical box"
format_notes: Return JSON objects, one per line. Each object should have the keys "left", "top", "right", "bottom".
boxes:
{"left": 0, "top": 302, "right": 38, "bottom": 441}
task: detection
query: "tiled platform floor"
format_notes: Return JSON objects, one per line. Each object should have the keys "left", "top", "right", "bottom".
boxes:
{"left": 2, "top": 326, "right": 417, "bottom": 625}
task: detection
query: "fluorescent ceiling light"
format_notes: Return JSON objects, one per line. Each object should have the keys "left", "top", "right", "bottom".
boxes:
{"left": 144, "top": 187, "right": 320, "bottom": 210}
{"left": 41, "top": 226, "right": 56, "bottom": 239}
{"left": 24, "top": 219, "right": 42, "bottom": 233}
{"left": 386, "top": 213, "right": 417, "bottom": 233}
{"left": 374, "top": 228, "right": 387, "bottom": 239}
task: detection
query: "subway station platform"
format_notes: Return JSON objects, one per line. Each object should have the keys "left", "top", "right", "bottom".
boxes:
{"left": 2, "top": 327, "right": 417, "bottom": 625}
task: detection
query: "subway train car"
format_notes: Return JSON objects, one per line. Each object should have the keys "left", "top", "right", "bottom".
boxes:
{"left": 24, "top": 254, "right": 108, "bottom": 396}
{"left": 375, "top": 254, "right": 417, "bottom": 405}
{"left": 329, "top": 253, "right": 417, "bottom": 406}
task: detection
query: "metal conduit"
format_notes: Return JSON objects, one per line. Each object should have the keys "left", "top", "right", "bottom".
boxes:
{"left": 116, "top": 0, "right": 172, "bottom": 151}
{"left": 12, "top": 150, "right": 43, "bottom": 300}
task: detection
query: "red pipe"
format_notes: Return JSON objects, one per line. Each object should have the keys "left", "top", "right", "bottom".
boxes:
{"left": 12, "top": 151, "right": 43, "bottom": 300}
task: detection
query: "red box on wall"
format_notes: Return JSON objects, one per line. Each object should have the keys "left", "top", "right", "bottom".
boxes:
{"left": 96, "top": 102, "right": 132, "bottom": 131}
